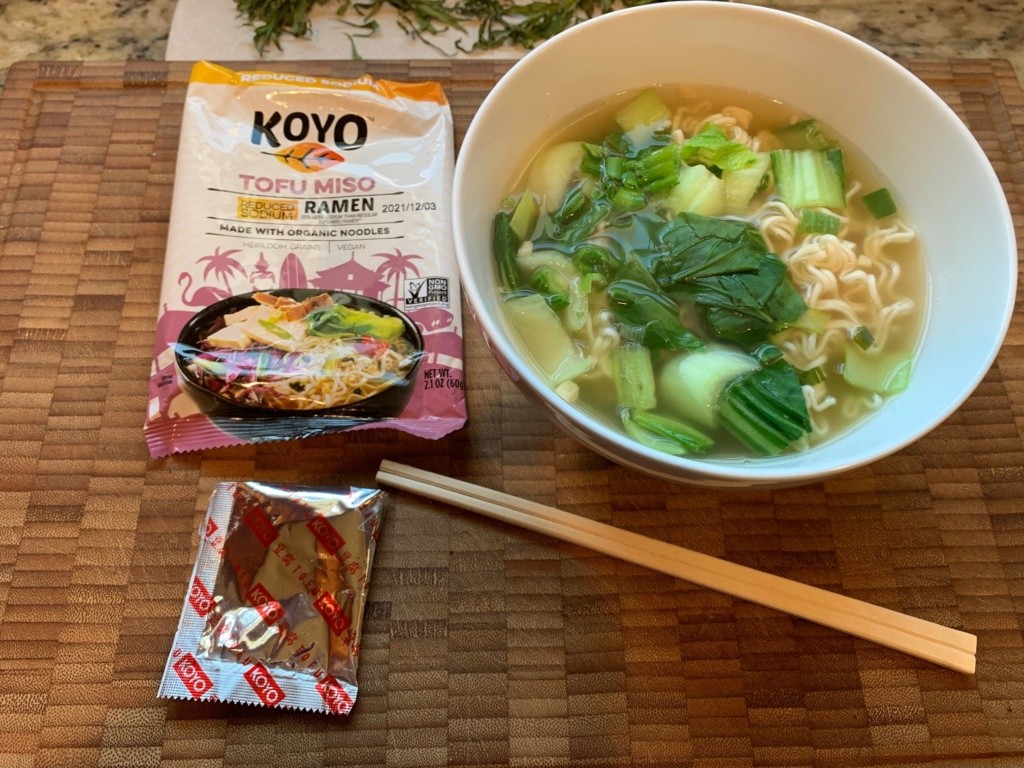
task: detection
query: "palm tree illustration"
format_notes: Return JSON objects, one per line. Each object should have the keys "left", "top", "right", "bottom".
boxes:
{"left": 199, "top": 247, "right": 246, "bottom": 295}
{"left": 373, "top": 248, "right": 423, "bottom": 306}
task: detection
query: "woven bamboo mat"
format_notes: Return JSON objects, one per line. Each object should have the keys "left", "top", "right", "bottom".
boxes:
{"left": 0, "top": 58, "right": 1022, "bottom": 768}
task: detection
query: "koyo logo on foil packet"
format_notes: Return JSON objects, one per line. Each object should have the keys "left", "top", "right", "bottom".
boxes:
{"left": 172, "top": 653, "right": 214, "bottom": 700}
{"left": 246, "top": 583, "right": 284, "bottom": 625}
{"left": 307, "top": 513, "right": 346, "bottom": 557}
{"left": 316, "top": 675, "right": 354, "bottom": 714}
{"left": 314, "top": 591, "right": 351, "bottom": 637}
{"left": 242, "top": 505, "right": 279, "bottom": 547}
{"left": 188, "top": 577, "right": 215, "bottom": 617}
{"left": 244, "top": 663, "right": 286, "bottom": 707}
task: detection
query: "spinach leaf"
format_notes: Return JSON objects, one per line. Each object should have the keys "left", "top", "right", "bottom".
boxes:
{"left": 652, "top": 213, "right": 806, "bottom": 345}
{"left": 605, "top": 279, "right": 704, "bottom": 352}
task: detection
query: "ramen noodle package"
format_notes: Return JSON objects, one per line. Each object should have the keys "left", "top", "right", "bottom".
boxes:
{"left": 145, "top": 62, "right": 466, "bottom": 456}
{"left": 159, "top": 481, "right": 386, "bottom": 714}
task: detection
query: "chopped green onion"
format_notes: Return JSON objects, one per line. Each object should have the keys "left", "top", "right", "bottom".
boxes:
{"left": 612, "top": 187, "right": 647, "bottom": 212}
{"left": 192, "top": 356, "right": 229, "bottom": 376}
{"left": 530, "top": 265, "right": 570, "bottom": 298}
{"left": 553, "top": 184, "right": 589, "bottom": 224}
{"left": 545, "top": 294, "right": 570, "bottom": 311}
{"left": 571, "top": 243, "right": 622, "bottom": 280}
{"left": 580, "top": 273, "right": 603, "bottom": 293}
{"left": 604, "top": 155, "right": 626, "bottom": 179}
{"left": 852, "top": 325, "right": 875, "bottom": 350}
{"left": 579, "top": 151, "right": 603, "bottom": 177}
{"left": 862, "top": 187, "right": 897, "bottom": 219}
{"left": 751, "top": 342, "right": 784, "bottom": 366}
{"left": 797, "top": 209, "right": 842, "bottom": 235}
{"left": 258, "top": 319, "right": 293, "bottom": 340}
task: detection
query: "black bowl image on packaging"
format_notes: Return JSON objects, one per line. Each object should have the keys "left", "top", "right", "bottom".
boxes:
{"left": 174, "top": 289, "right": 424, "bottom": 421}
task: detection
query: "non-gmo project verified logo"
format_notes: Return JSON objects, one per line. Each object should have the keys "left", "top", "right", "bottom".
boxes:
{"left": 404, "top": 276, "right": 449, "bottom": 307}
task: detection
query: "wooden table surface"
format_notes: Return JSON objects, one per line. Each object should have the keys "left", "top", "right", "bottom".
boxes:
{"left": 0, "top": 59, "right": 1023, "bottom": 768}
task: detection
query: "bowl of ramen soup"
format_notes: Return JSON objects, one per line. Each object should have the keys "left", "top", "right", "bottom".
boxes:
{"left": 452, "top": 2, "right": 1017, "bottom": 488}
{"left": 175, "top": 289, "right": 424, "bottom": 419}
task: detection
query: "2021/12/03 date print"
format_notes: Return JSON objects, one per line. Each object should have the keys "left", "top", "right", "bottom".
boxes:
{"left": 381, "top": 201, "right": 438, "bottom": 213}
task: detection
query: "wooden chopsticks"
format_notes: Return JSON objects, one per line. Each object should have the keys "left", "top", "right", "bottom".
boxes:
{"left": 376, "top": 461, "right": 977, "bottom": 674}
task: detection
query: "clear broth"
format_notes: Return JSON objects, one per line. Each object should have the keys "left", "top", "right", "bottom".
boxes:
{"left": 505, "top": 85, "right": 928, "bottom": 459}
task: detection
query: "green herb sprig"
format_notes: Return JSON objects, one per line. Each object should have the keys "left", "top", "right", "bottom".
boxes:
{"left": 235, "top": 0, "right": 667, "bottom": 55}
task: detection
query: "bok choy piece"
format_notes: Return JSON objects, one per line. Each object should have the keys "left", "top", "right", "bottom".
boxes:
{"left": 605, "top": 279, "right": 704, "bottom": 352}
{"left": 723, "top": 152, "right": 771, "bottom": 215}
{"left": 658, "top": 346, "right": 760, "bottom": 429}
{"left": 528, "top": 141, "right": 585, "bottom": 213}
{"left": 664, "top": 164, "right": 726, "bottom": 217}
{"left": 770, "top": 148, "right": 846, "bottom": 210}
{"left": 492, "top": 211, "right": 520, "bottom": 291}
{"left": 843, "top": 345, "right": 912, "bottom": 395}
{"left": 775, "top": 119, "right": 832, "bottom": 151}
{"left": 680, "top": 124, "right": 759, "bottom": 172}
{"left": 502, "top": 293, "right": 594, "bottom": 386}
{"left": 718, "top": 355, "right": 812, "bottom": 455}
{"left": 612, "top": 335, "right": 657, "bottom": 411}
{"left": 509, "top": 190, "right": 540, "bottom": 242}
{"left": 622, "top": 410, "right": 714, "bottom": 456}
{"left": 614, "top": 89, "right": 672, "bottom": 144}
{"left": 797, "top": 209, "right": 842, "bottom": 235}
{"left": 517, "top": 250, "right": 589, "bottom": 332}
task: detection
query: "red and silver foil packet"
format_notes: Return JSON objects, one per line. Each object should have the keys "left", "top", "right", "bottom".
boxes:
{"left": 159, "top": 481, "right": 386, "bottom": 714}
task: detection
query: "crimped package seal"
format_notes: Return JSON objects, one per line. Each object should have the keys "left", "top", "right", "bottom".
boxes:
{"left": 159, "top": 481, "right": 386, "bottom": 714}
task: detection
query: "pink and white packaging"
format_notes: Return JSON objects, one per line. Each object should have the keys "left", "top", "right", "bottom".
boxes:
{"left": 145, "top": 62, "right": 466, "bottom": 456}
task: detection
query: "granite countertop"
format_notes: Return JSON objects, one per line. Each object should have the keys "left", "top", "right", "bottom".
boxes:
{"left": 1, "top": 0, "right": 1023, "bottom": 91}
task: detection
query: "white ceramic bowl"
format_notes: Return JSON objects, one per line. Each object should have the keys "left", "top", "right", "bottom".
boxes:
{"left": 452, "top": 2, "right": 1017, "bottom": 488}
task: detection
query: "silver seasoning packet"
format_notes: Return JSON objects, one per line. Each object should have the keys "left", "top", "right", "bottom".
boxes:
{"left": 159, "top": 481, "right": 386, "bottom": 714}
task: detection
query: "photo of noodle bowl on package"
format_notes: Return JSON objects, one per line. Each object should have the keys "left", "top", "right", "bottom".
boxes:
{"left": 145, "top": 62, "right": 466, "bottom": 455}
{"left": 175, "top": 289, "right": 423, "bottom": 416}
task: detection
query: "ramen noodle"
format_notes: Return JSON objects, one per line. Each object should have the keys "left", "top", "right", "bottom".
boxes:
{"left": 180, "top": 291, "right": 419, "bottom": 410}
{"left": 145, "top": 62, "right": 466, "bottom": 456}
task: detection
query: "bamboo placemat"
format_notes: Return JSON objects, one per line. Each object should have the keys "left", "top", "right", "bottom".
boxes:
{"left": 0, "top": 59, "right": 1022, "bottom": 768}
